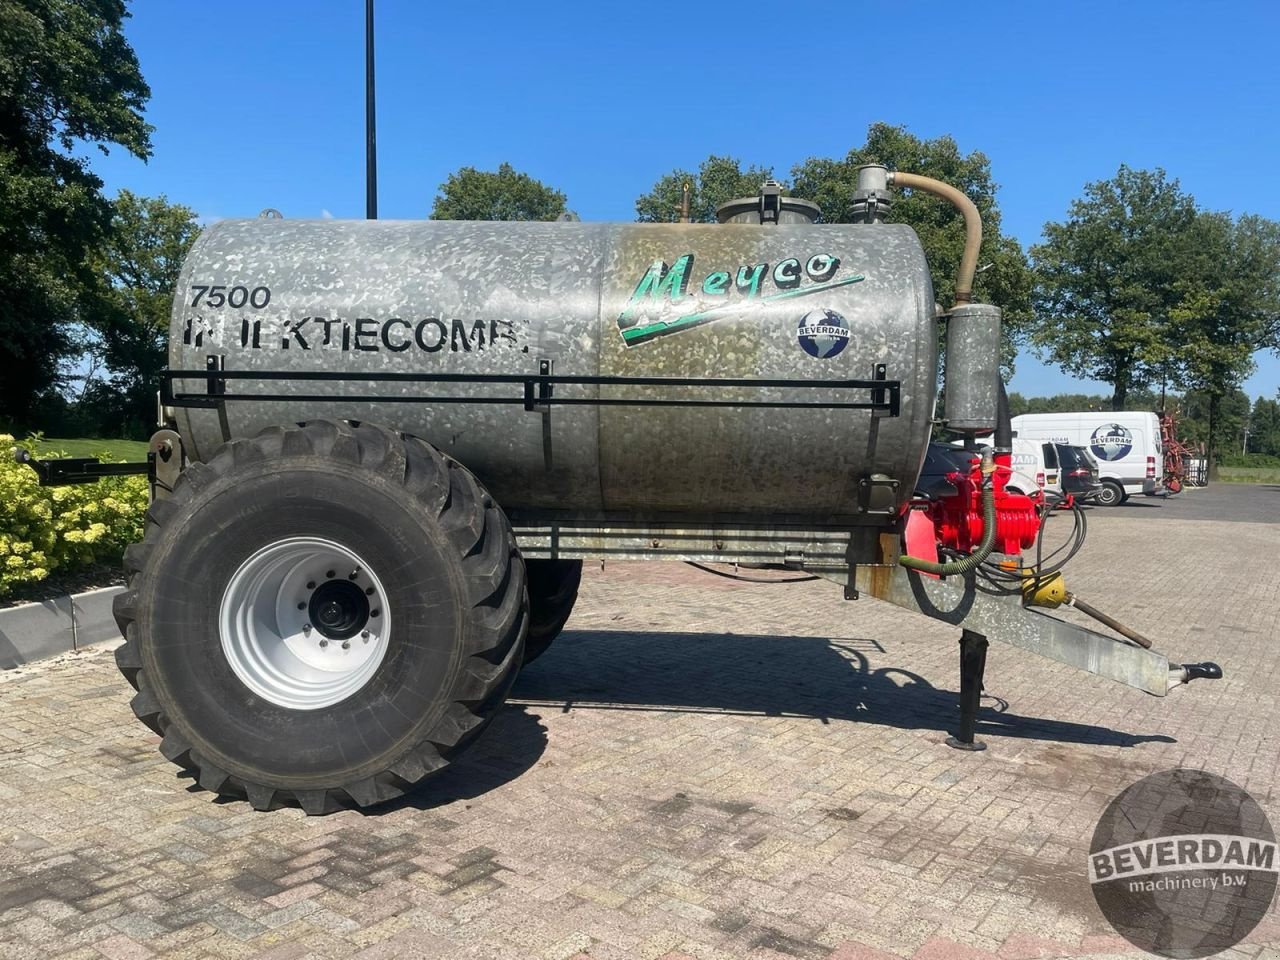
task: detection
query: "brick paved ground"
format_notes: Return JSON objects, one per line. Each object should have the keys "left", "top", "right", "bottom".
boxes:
{"left": 2, "top": 487, "right": 1278, "bottom": 960}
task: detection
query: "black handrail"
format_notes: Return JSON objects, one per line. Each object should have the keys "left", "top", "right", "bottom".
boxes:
{"left": 159, "top": 362, "right": 902, "bottom": 416}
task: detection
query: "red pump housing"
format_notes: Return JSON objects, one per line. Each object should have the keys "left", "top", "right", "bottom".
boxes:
{"left": 915, "top": 451, "right": 1042, "bottom": 558}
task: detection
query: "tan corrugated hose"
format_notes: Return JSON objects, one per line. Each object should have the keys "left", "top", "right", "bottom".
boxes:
{"left": 888, "top": 171, "right": 983, "bottom": 307}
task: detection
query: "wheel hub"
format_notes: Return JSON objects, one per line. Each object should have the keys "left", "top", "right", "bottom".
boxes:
{"left": 309, "top": 579, "right": 370, "bottom": 640}
{"left": 219, "top": 537, "right": 391, "bottom": 710}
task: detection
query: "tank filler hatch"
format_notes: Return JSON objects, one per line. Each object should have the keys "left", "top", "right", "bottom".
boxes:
{"left": 714, "top": 180, "right": 822, "bottom": 225}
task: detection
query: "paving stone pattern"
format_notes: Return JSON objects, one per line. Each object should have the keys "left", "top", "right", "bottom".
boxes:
{"left": 1, "top": 488, "right": 1278, "bottom": 959}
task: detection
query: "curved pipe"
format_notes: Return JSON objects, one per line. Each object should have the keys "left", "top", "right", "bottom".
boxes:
{"left": 899, "top": 476, "right": 998, "bottom": 576}
{"left": 887, "top": 171, "right": 982, "bottom": 307}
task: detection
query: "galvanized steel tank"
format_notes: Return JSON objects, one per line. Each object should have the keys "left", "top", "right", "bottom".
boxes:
{"left": 169, "top": 218, "right": 937, "bottom": 524}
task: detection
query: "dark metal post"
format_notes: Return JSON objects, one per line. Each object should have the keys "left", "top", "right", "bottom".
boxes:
{"left": 946, "top": 629, "right": 989, "bottom": 751}
{"left": 364, "top": 0, "right": 378, "bottom": 219}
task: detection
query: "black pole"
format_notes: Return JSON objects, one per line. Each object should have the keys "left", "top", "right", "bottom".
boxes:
{"left": 946, "top": 630, "right": 989, "bottom": 751}
{"left": 364, "top": 0, "right": 377, "bottom": 219}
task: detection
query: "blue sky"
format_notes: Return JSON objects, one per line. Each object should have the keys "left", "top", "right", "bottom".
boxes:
{"left": 91, "top": 0, "right": 1280, "bottom": 401}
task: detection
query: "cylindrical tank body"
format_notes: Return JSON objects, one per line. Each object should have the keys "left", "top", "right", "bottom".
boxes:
{"left": 169, "top": 219, "right": 937, "bottom": 525}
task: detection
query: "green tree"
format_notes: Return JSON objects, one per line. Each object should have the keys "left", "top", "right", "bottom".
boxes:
{"left": 635, "top": 155, "right": 777, "bottom": 224}
{"left": 1170, "top": 211, "right": 1280, "bottom": 477}
{"left": 790, "top": 123, "right": 1034, "bottom": 349}
{"left": 1006, "top": 388, "right": 1163, "bottom": 417}
{"left": 80, "top": 190, "right": 199, "bottom": 437}
{"left": 1246, "top": 395, "right": 1280, "bottom": 457}
{"left": 0, "top": 0, "right": 151, "bottom": 429}
{"left": 1181, "top": 387, "right": 1252, "bottom": 465}
{"left": 1030, "top": 167, "right": 1199, "bottom": 411}
{"left": 429, "top": 162, "right": 566, "bottom": 221}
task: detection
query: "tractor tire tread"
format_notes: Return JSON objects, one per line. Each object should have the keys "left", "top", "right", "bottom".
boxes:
{"left": 112, "top": 419, "right": 525, "bottom": 814}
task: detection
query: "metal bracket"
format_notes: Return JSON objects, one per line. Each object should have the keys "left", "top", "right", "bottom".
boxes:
{"left": 857, "top": 474, "right": 900, "bottom": 514}
{"left": 535, "top": 358, "right": 554, "bottom": 470}
{"left": 148, "top": 429, "right": 184, "bottom": 501}
{"left": 870, "top": 363, "right": 898, "bottom": 417}
{"left": 842, "top": 528, "right": 888, "bottom": 599}
{"left": 849, "top": 563, "right": 1183, "bottom": 696}
{"left": 14, "top": 448, "right": 151, "bottom": 486}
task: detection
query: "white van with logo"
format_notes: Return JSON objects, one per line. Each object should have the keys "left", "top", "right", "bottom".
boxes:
{"left": 1010, "top": 411, "right": 1162, "bottom": 506}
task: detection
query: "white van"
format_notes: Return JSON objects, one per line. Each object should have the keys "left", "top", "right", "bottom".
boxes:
{"left": 1010, "top": 411, "right": 1162, "bottom": 506}
{"left": 1008, "top": 437, "right": 1049, "bottom": 493}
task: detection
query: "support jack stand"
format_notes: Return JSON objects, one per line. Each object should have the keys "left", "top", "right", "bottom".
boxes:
{"left": 946, "top": 629, "right": 989, "bottom": 752}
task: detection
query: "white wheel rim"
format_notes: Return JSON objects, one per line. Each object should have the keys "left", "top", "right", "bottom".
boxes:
{"left": 219, "top": 537, "right": 391, "bottom": 710}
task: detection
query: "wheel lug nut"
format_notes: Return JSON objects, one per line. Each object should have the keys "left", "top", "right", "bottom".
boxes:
{"left": 365, "top": 587, "right": 374, "bottom": 596}
{"left": 325, "top": 570, "right": 335, "bottom": 579}
{"left": 349, "top": 569, "right": 360, "bottom": 580}
{"left": 370, "top": 609, "right": 380, "bottom": 618}
{"left": 297, "top": 601, "right": 306, "bottom": 610}
{"left": 303, "top": 623, "right": 312, "bottom": 635}
{"left": 319, "top": 639, "right": 328, "bottom": 648}
{"left": 306, "top": 581, "right": 316, "bottom": 590}
{"left": 341, "top": 641, "right": 350, "bottom": 650}
{"left": 361, "top": 630, "right": 371, "bottom": 642}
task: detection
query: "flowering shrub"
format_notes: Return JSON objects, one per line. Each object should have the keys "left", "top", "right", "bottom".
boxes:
{"left": 0, "top": 435, "right": 148, "bottom": 598}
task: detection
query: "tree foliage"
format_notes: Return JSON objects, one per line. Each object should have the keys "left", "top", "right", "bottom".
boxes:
{"left": 0, "top": 0, "right": 151, "bottom": 429}
{"left": 1179, "top": 388, "right": 1253, "bottom": 464}
{"left": 1030, "top": 167, "right": 1200, "bottom": 410}
{"left": 1245, "top": 395, "right": 1280, "bottom": 458}
{"left": 630, "top": 125, "right": 1034, "bottom": 373}
{"left": 1006, "top": 390, "right": 1163, "bottom": 416}
{"left": 1167, "top": 211, "right": 1280, "bottom": 475}
{"left": 634, "top": 155, "right": 777, "bottom": 224}
{"left": 429, "top": 162, "right": 567, "bottom": 222}
{"left": 1032, "top": 165, "right": 1280, "bottom": 474}
{"left": 791, "top": 123, "right": 1034, "bottom": 344}
{"left": 82, "top": 190, "right": 199, "bottom": 437}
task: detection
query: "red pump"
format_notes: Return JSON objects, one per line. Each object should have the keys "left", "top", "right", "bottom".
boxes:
{"left": 924, "top": 450, "right": 1042, "bottom": 557}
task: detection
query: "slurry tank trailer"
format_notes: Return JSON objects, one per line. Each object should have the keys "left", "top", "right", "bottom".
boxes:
{"left": 20, "top": 167, "right": 1221, "bottom": 814}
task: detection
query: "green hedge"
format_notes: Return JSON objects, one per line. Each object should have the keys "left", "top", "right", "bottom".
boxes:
{"left": 0, "top": 435, "right": 148, "bottom": 598}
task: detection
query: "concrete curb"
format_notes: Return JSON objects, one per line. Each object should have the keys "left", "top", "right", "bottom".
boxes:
{"left": 0, "top": 585, "right": 125, "bottom": 670}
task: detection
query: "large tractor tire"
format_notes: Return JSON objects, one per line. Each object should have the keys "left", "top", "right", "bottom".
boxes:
{"left": 521, "top": 559, "right": 582, "bottom": 664}
{"left": 112, "top": 420, "right": 527, "bottom": 814}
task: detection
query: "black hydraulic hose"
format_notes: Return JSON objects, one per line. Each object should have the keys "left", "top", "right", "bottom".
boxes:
{"left": 684, "top": 562, "right": 820, "bottom": 584}
{"left": 899, "top": 475, "right": 998, "bottom": 576}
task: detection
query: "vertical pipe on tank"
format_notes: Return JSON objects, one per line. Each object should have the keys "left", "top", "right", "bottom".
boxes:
{"left": 365, "top": 0, "right": 378, "bottom": 219}
{"left": 869, "top": 166, "right": 1001, "bottom": 439}
{"left": 945, "top": 304, "right": 1002, "bottom": 433}
{"left": 851, "top": 165, "right": 892, "bottom": 224}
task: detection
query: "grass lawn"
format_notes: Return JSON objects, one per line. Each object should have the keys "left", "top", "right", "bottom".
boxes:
{"left": 1218, "top": 466, "right": 1280, "bottom": 484}
{"left": 32, "top": 437, "right": 149, "bottom": 461}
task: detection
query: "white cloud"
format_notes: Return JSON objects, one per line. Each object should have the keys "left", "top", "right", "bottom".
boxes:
{"left": 320, "top": 208, "right": 334, "bottom": 219}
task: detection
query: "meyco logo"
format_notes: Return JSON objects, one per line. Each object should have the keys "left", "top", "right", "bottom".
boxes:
{"left": 615, "top": 252, "right": 863, "bottom": 347}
